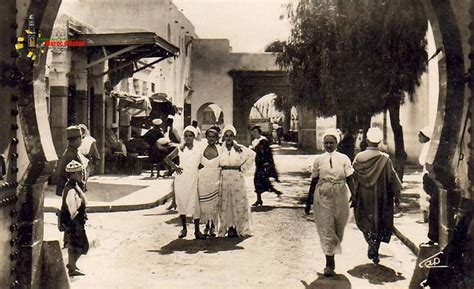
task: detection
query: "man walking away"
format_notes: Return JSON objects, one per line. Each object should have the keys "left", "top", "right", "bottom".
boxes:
{"left": 352, "top": 127, "right": 402, "bottom": 264}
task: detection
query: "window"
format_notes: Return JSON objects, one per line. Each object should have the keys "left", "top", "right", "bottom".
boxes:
{"left": 151, "top": 83, "right": 155, "bottom": 93}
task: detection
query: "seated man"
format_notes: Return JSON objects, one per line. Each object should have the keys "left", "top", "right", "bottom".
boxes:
{"left": 154, "top": 137, "right": 178, "bottom": 177}
{"left": 104, "top": 124, "right": 127, "bottom": 173}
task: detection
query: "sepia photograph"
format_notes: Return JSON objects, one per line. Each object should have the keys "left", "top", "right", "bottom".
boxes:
{"left": 0, "top": 0, "right": 472, "bottom": 288}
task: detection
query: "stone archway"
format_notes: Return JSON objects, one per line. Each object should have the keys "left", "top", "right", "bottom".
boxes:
{"left": 229, "top": 71, "right": 290, "bottom": 144}
{"left": 419, "top": 0, "right": 472, "bottom": 246}
{"left": 196, "top": 102, "right": 224, "bottom": 131}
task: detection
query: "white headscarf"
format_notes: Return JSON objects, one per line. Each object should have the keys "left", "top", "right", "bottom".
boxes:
{"left": 183, "top": 125, "right": 198, "bottom": 138}
{"left": 222, "top": 124, "right": 237, "bottom": 136}
{"left": 322, "top": 128, "right": 341, "bottom": 144}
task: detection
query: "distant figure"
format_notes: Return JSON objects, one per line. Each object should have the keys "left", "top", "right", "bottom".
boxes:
{"left": 55, "top": 126, "right": 84, "bottom": 196}
{"left": 352, "top": 127, "right": 402, "bottom": 264}
{"left": 305, "top": 128, "right": 355, "bottom": 277}
{"left": 78, "top": 124, "right": 100, "bottom": 183}
{"left": 164, "top": 115, "right": 181, "bottom": 144}
{"left": 354, "top": 129, "right": 364, "bottom": 154}
{"left": 143, "top": 119, "right": 165, "bottom": 177}
{"left": 59, "top": 160, "right": 89, "bottom": 277}
{"left": 104, "top": 123, "right": 127, "bottom": 173}
{"left": 337, "top": 128, "right": 355, "bottom": 161}
{"left": 250, "top": 125, "right": 282, "bottom": 207}
{"left": 418, "top": 126, "right": 439, "bottom": 246}
{"left": 191, "top": 120, "right": 202, "bottom": 141}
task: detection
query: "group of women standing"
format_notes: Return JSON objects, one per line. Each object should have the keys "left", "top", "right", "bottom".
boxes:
{"left": 165, "top": 124, "right": 255, "bottom": 239}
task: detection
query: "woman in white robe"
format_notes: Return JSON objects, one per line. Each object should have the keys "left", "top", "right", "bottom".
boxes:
{"left": 165, "top": 125, "right": 206, "bottom": 239}
{"left": 198, "top": 127, "right": 221, "bottom": 237}
{"left": 218, "top": 125, "right": 256, "bottom": 238}
{"left": 305, "top": 128, "right": 355, "bottom": 277}
{"left": 78, "top": 124, "right": 100, "bottom": 187}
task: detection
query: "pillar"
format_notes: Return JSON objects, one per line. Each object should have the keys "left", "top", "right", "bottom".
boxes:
{"left": 297, "top": 105, "right": 317, "bottom": 151}
{"left": 74, "top": 52, "right": 89, "bottom": 126}
{"left": 48, "top": 49, "right": 71, "bottom": 157}
{"left": 91, "top": 63, "right": 106, "bottom": 174}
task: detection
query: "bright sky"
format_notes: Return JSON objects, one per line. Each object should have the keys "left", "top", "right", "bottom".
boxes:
{"left": 173, "top": 0, "right": 292, "bottom": 53}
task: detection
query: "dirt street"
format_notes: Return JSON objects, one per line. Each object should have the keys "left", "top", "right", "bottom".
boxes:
{"left": 44, "top": 154, "right": 417, "bottom": 289}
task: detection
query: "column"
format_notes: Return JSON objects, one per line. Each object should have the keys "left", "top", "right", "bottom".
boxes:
{"left": 49, "top": 50, "right": 71, "bottom": 157}
{"left": 91, "top": 63, "right": 106, "bottom": 174}
{"left": 74, "top": 52, "right": 89, "bottom": 126}
{"left": 297, "top": 105, "right": 317, "bottom": 151}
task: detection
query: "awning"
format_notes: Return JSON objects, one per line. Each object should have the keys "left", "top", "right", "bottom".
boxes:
{"left": 113, "top": 91, "right": 151, "bottom": 116}
{"left": 67, "top": 32, "right": 179, "bottom": 80}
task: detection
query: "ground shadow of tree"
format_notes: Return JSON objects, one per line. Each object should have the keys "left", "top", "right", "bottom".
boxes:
{"left": 301, "top": 273, "right": 351, "bottom": 289}
{"left": 150, "top": 237, "right": 248, "bottom": 255}
{"left": 347, "top": 263, "right": 405, "bottom": 285}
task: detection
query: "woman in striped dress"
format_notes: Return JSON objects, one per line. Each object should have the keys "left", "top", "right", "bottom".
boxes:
{"left": 198, "top": 127, "right": 221, "bottom": 237}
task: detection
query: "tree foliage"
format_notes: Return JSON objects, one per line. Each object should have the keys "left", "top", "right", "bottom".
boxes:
{"left": 277, "top": 0, "right": 428, "bottom": 129}
{"left": 265, "top": 40, "right": 287, "bottom": 53}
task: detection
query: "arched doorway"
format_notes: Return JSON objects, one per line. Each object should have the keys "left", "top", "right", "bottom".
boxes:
{"left": 248, "top": 93, "right": 291, "bottom": 145}
{"left": 196, "top": 102, "right": 224, "bottom": 132}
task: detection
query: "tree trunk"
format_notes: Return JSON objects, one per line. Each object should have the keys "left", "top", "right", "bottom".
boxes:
{"left": 388, "top": 99, "right": 407, "bottom": 182}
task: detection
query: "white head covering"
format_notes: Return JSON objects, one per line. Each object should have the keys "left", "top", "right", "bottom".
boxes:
{"left": 77, "top": 124, "right": 90, "bottom": 137}
{"left": 222, "top": 124, "right": 237, "bottom": 136}
{"left": 419, "top": 126, "right": 433, "bottom": 139}
{"left": 183, "top": 125, "right": 198, "bottom": 137}
{"left": 322, "top": 128, "right": 341, "bottom": 144}
{"left": 152, "top": 119, "right": 163, "bottom": 126}
{"left": 65, "top": 160, "right": 83, "bottom": 173}
{"left": 367, "top": 127, "right": 383, "bottom": 143}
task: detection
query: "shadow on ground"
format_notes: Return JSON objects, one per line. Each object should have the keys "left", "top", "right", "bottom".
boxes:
{"left": 347, "top": 263, "right": 405, "bottom": 285}
{"left": 301, "top": 273, "right": 351, "bottom": 289}
{"left": 150, "top": 237, "right": 248, "bottom": 255}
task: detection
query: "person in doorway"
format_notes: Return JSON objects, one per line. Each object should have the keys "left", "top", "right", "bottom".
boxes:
{"left": 304, "top": 128, "right": 355, "bottom": 277}
{"left": 191, "top": 120, "right": 202, "bottom": 141}
{"left": 59, "top": 160, "right": 89, "bottom": 277}
{"left": 78, "top": 124, "right": 100, "bottom": 189}
{"left": 218, "top": 125, "right": 255, "bottom": 238}
{"left": 250, "top": 125, "right": 282, "bottom": 207}
{"left": 55, "top": 126, "right": 84, "bottom": 196}
{"left": 165, "top": 126, "right": 205, "bottom": 239}
{"left": 418, "top": 126, "right": 439, "bottom": 246}
{"left": 143, "top": 119, "right": 165, "bottom": 177}
{"left": 164, "top": 115, "right": 181, "bottom": 144}
{"left": 198, "top": 127, "right": 221, "bottom": 237}
{"left": 352, "top": 127, "right": 402, "bottom": 264}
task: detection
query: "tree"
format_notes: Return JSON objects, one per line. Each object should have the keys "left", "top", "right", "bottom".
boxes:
{"left": 277, "top": 0, "right": 427, "bottom": 180}
{"left": 265, "top": 40, "right": 287, "bottom": 53}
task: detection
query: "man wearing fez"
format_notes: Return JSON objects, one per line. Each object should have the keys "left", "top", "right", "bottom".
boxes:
{"left": 56, "top": 126, "right": 84, "bottom": 196}
{"left": 352, "top": 127, "right": 402, "bottom": 264}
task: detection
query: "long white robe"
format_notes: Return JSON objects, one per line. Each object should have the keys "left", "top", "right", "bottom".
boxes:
{"left": 311, "top": 151, "right": 354, "bottom": 255}
{"left": 175, "top": 143, "right": 203, "bottom": 218}
{"left": 218, "top": 145, "right": 255, "bottom": 237}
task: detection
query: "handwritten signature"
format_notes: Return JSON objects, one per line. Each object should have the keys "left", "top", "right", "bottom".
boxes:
{"left": 418, "top": 251, "right": 448, "bottom": 268}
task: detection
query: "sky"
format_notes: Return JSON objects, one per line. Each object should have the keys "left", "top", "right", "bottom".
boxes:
{"left": 173, "top": 0, "right": 292, "bottom": 53}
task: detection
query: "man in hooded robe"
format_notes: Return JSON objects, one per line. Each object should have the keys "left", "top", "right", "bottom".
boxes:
{"left": 352, "top": 127, "right": 402, "bottom": 264}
